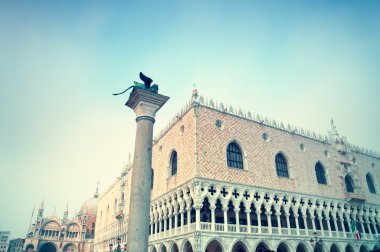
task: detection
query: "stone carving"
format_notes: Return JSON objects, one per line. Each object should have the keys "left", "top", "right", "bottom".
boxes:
{"left": 113, "top": 72, "right": 159, "bottom": 96}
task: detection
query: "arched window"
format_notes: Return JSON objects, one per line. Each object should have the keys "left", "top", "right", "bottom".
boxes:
{"left": 170, "top": 151, "right": 177, "bottom": 176}
{"left": 226, "top": 142, "right": 244, "bottom": 169}
{"left": 366, "top": 173, "right": 376, "bottom": 194}
{"left": 275, "top": 153, "right": 289, "bottom": 178}
{"left": 315, "top": 162, "right": 327, "bottom": 184}
{"left": 345, "top": 175, "right": 354, "bottom": 193}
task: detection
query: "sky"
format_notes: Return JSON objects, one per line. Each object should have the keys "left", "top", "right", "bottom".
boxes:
{"left": 1, "top": 0, "right": 380, "bottom": 239}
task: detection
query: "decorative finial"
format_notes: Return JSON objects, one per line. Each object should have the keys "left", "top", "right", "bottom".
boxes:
{"left": 64, "top": 202, "right": 68, "bottom": 213}
{"left": 330, "top": 118, "right": 339, "bottom": 136}
{"left": 128, "top": 153, "right": 131, "bottom": 164}
{"left": 40, "top": 200, "right": 44, "bottom": 209}
{"left": 192, "top": 84, "right": 199, "bottom": 102}
{"left": 94, "top": 182, "right": 99, "bottom": 198}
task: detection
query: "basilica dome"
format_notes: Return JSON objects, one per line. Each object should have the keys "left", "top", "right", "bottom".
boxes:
{"left": 79, "top": 189, "right": 98, "bottom": 216}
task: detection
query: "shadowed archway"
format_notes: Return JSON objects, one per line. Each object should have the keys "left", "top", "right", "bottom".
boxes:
{"left": 205, "top": 240, "right": 223, "bottom": 252}
{"left": 296, "top": 243, "right": 308, "bottom": 252}
{"left": 256, "top": 242, "right": 269, "bottom": 252}
{"left": 232, "top": 241, "right": 248, "bottom": 252}
{"left": 40, "top": 243, "right": 57, "bottom": 252}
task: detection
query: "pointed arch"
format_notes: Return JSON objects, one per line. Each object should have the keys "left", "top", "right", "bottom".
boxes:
{"left": 204, "top": 237, "right": 224, "bottom": 252}
{"left": 330, "top": 244, "right": 340, "bottom": 252}
{"left": 226, "top": 141, "right": 244, "bottom": 169}
{"left": 277, "top": 241, "right": 292, "bottom": 252}
{"left": 181, "top": 239, "right": 193, "bottom": 252}
{"left": 315, "top": 162, "right": 327, "bottom": 185}
{"left": 345, "top": 244, "right": 355, "bottom": 252}
{"left": 230, "top": 238, "right": 249, "bottom": 252}
{"left": 170, "top": 150, "right": 178, "bottom": 176}
{"left": 275, "top": 153, "right": 289, "bottom": 178}
{"left": 345, "top": 175, "right": 354, "bottom": 193}
{"left": 366, "top": 173, "right": 376, "bottom": 194}
{"left": 295, "top": 242, "right": 309, "bottom": 252}
{"left": 255, "top": 241, "right": 270, "bottom": 252}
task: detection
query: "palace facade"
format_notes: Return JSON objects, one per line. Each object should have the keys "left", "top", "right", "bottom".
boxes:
{"left": 94, "top": 91, "right": 380, "bottom": 252}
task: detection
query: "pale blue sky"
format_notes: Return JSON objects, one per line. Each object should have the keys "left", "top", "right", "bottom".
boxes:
{"left": 1, "top": 1, "right": 379, "bottom": 238}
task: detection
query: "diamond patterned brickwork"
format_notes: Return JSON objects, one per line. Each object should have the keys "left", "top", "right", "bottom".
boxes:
{"left": 151, "top": 107, "right": 196, "bottom": 200}
{"left": 196, "top": 106, "right": 380, "bottom": 204}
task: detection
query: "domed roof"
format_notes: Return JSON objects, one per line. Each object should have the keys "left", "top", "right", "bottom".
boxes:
{"left": 79, "top": 189, "right": 98, "bottom": 216}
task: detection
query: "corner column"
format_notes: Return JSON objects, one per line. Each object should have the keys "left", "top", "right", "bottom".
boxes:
{"left": 125, "top": 89, "right": 169, "bottom": 252}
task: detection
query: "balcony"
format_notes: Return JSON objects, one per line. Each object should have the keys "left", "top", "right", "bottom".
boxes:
{"left": 345, "top": 192, "right": 366, "bottom": 201}
{"left": 148, "top": 222, "right": 379, "bottom": 243}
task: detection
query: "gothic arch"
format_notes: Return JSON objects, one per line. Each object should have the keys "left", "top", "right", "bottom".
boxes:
{"left": 168, "top": 241, "right": 179, "bottom": 252}
{"left": 359, "top": 244, "right": 369, "bottom": 252}
{"left": 150, "top": 245, "right": 157, "bottom": 252}
{"left": 204, "top": 236, "right": 225, "bottom": 252}
{"left": 330, "top": 243, "right": 341, "bottom": 252}
{"left": 255, "top": 241, "right": 270, "bottom": 252}
{"left": 158, "top": 243, "right": 168, "bottom": 252}
{"left": 276, "top": 241, "right": 292, "bottom": 252}
{"left": 169, "top": 149, "right": 178, "bottom": 176}
{"left": 345, "top": 174, "right": 355, "bottom": 193}
{"left": 181, "top": 239, "right": 193, "bottom": 252}
{"left": 226, "top": 139, "right": 247, "bottom": 170}
{"left": 315, "top": 161, "right": 329, "bottom": 185}
{"left": 230, "top": 238, "right": 249, "bottom": 252}
{"left": 275, "top": 151, "right": 293, "bottom": 178}
{"left": 295, "top": 242, "right": 309, "bottom": 252}
{"left": 345, "top": 244, "right": 355, "bottom": 252}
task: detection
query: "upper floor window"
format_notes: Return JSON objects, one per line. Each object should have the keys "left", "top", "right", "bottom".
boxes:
{"left": 315, "top": 162, "right": 327, "bottom": 184}
{"left": 345, "top": 175, "right": 354, "bottom": 193}
{"left": 226, "top": 142, "right": 243, "bottom": 169}
{"left": 170, "top": 151, "right": 178, "bottom": 176}
{"left": 275, "top": 153, "right": 289, "bottom": 178}
{"left": 366, "top": 173, "right": 376, "bottom": 194}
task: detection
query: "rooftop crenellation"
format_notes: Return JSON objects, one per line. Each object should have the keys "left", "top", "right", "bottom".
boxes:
{"left": 153, "top": 92, "right": 380, "bottom": 159}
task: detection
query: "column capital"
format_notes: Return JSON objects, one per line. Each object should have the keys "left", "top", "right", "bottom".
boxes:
{"left": 126, "top": 88, "right": 170, "bottom": 120}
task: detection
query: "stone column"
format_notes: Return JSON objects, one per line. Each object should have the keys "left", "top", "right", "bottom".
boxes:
{"left": 276, "top": 212, "right": 282, "bottom": 235}
{"left": 174, "top": 210, "right": 178, "bottom": 235}
{"left": 326, "top": 217, "right": 332, "bottom": 237}
{"left": 294, "top": 213, "right": 300, "bottom": 235}
{"left": 246, "top": 209, "right": 251, "bottom": 233}
{"left": 302, "top": 213, "right": 308, "bottom": 236}
{"left": 371, "top": 220, "right": 379, "bottom": 235}
{"left": 359, "top": 219, "right": 367, "bottom": 239}
{"left": 180, "top": 210, "right": 185, "bottom": 234}
{"left": 310, "top": 215, "right": 316, "bottom": 232}
{"left": 222, "top": 206, "right": 228, "bottom": 232}
{"left": 366, "top": 221, "right": 373, "bottom": 239}
{"left": 257, "top": 209, "right": 262, "bottom": 234}
{"left": 318, "top": 217, "right": 324, "bottom": 236}
{"left": 195, "top": 206, "right": 201, "bottom": 231}
{"left": 150, "top": 219, "right": 154, "bottom": 238}
{"left": 210, "top": 205, "right": 216, "bottom": 231}
{"left": 154, "top": 220, "right": 158, "bottom": 239}
{"left": 266, "top": 210, "right": 272, "bottom": 234}
{"left": 332, "top": 217, "right": 339, "bottom": 237}
{"left": 168, "top": 213, "right": 172, "bottom": 236}
{"left": 126, "top": 89, "right": 169, "bottom": 252}
{"left": 163, "top": 216, "right": 167, "bottom": 237}
{"left": 187, "top": 206, "right": 191, "bottom": 232}
{"left": 235, "top": 209, "right": 240, "bottom": 233}
{"left": 285, "top": 213, "right": 291, "bottom": 235}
